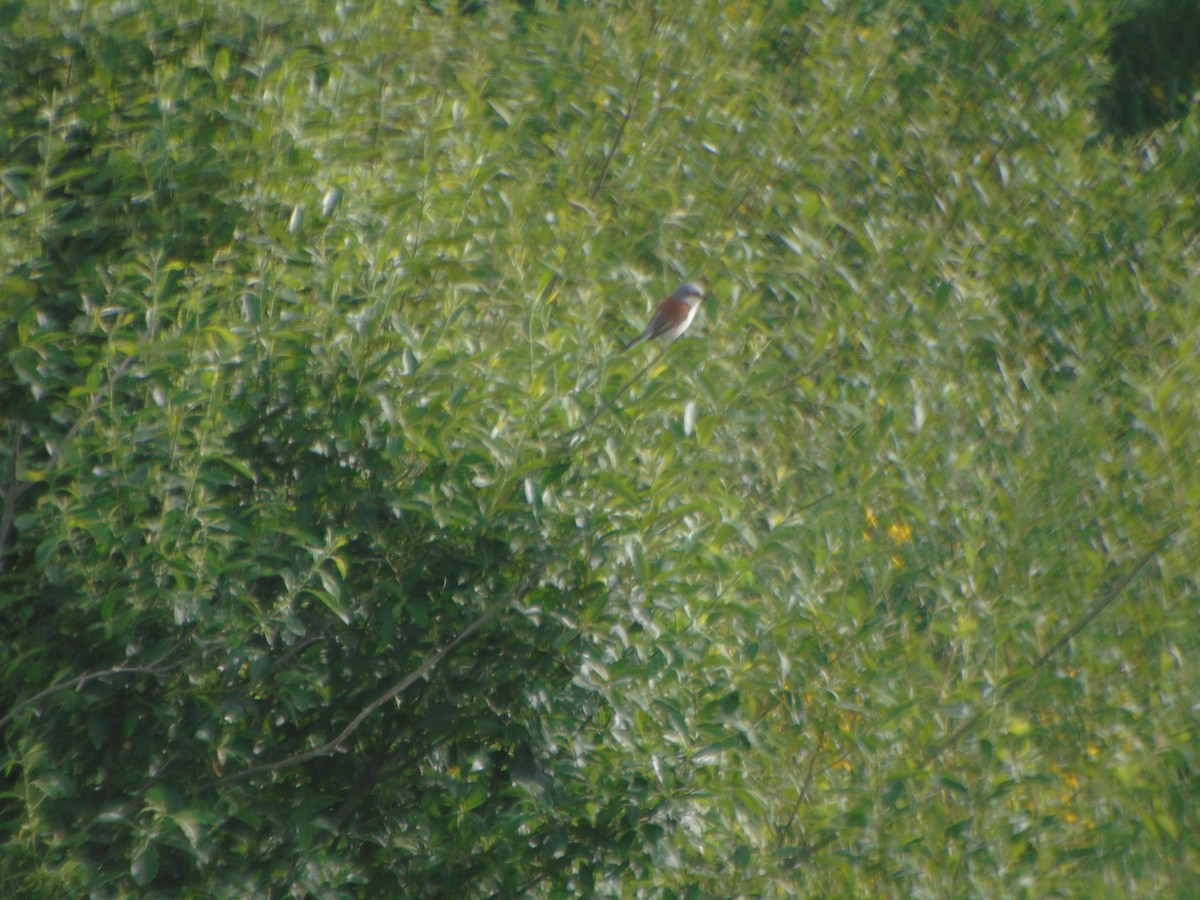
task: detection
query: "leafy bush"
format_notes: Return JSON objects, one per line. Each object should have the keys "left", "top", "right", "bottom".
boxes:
{"left": 2, "top": 0, "right": 1197, "bottom": 896}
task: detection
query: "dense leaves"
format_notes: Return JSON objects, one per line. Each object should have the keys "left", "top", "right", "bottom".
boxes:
{"left": 2, "top": 0, "right": 1198, "bottom": 896}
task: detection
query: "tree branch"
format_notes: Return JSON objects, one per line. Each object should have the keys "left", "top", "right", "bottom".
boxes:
{"left": 779, "top": 530, "right": 1174, "bottom": 873}
{"left": 924, "top": 529, "right": 1176, "bottom": 763}
{"left": 0, "top": 425, "right": 30, "bottom": 574}
{"left": 207, "top": 565, "right": 543, "bottom": 788}
{"left": 1, "top": 653, "right": 180, "bottom": 734}
{"left": 559, "top": 341, "right": 668, "bottom": 445}
{"left": 590, "top": 47, "right": 653, "bottom": 201}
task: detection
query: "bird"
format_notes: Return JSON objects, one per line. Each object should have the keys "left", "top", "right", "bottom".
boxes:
{"left": 622, "top": 282, "right": 706, "bottom": 351}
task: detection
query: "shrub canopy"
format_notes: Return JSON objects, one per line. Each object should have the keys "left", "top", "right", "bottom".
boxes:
{"left": 2, "top": 1, "right": 1197, "bottom": 896}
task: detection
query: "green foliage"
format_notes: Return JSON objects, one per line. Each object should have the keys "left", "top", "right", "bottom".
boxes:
{"left": 2, "top": 0, "right": 1198, "bottom": 896}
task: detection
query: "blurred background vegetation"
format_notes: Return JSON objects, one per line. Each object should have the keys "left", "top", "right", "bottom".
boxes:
{"left": 2, "top": 0, "right": 1197, "bottom": 895}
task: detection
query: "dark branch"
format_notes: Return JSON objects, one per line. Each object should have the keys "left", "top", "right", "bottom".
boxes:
{"left": 206, "top": 566, "right": 543, "bottom": 788}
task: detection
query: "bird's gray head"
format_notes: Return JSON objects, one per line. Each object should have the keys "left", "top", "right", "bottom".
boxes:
{"left": 675, "top": 282, "right": 705, "bottom": 305}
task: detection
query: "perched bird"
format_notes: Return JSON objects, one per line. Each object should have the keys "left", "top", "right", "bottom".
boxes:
{"left": 622, "top": 282, "right": 706, "bottom": 351}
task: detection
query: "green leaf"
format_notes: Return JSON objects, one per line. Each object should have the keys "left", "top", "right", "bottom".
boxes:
{"left": 131, "top": 845, "right": 158, "bottom": 886}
